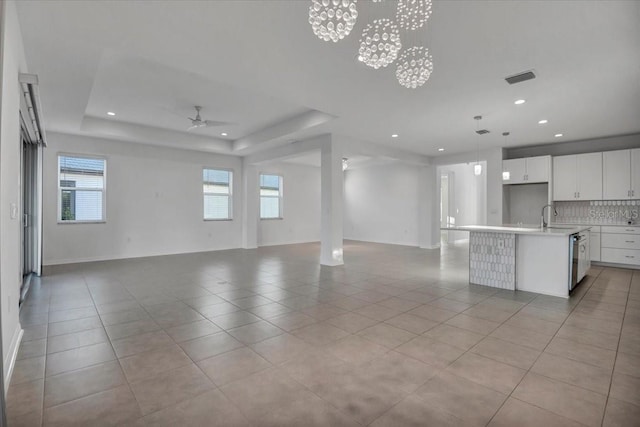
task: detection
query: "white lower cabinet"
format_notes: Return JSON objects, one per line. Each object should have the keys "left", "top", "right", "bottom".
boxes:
{"left": 601, "top": 248, "right": 640, "bottom": 266}
{"left": 601, "top": 226, "right": 640, "bottom": 266}
{"left": 591, "top": 232, "right": 601, "bottom": 262}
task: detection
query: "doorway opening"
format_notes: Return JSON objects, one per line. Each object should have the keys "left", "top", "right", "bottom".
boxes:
{"left": 438, "top": 161, "right": 487, "bottom": 245}
{"left": 20, "top": 129, "right": 43, "bottom": 304}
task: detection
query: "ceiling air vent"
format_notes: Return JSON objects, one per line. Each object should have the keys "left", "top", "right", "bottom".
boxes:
{"left": 475, "top": 129, "right": 490, "bottom": 135}
{"left": 505, "top": 70, "right": 536, "bottom": 85}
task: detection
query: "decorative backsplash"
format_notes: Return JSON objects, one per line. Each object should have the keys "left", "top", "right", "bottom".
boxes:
{"left": 553, "top": 200, "right": 640, "bottom": 225}
{"left": 469, "top": 232, "right": 516, "bottom": 290}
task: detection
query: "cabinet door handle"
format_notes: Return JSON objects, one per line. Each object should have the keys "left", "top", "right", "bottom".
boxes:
{"left": 625, "top": 255, "right": 635, "bottom": 259}
{"left": 625, "top": 241, "right": 635, "bottom": 243}
{"left": 626, "top": 229, "right": 636, "bottom": 232}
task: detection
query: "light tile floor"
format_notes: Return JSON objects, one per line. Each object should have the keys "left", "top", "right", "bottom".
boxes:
{"left": 7, "top": 240, "right": 640, "bottom": 426}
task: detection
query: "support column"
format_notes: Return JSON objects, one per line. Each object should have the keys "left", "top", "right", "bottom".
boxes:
{"left": 419, "top": 164, "right": 440, "bottom": 249}
{"left": 242, "top": 161, "right": 258, "bottom": 249}
{"left": 320, "top": 135, "right": 344, "bottom": 266}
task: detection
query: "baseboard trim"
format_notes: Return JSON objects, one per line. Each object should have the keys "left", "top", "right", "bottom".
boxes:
{"left": 344, "top": 238, "right": 421, "bottom": 248}
{"left": 258, "top": 239, "right": 320, "bottom": 248}
{"left": 4, "top": 327, "right": 24, "bottom": 393}
{"left": 43, "top": 244, "right": 243, "bottom": 266}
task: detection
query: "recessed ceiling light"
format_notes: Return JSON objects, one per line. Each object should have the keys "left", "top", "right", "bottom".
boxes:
{"left": 538, "top": 119, "right": 548, "bottom": 124}
{"left": 514, "top": 99, "right": 526, "bottom": 105}
{"left": 107, "top": 111, "right": 115, "bottom": 116}
{"left": 555, "top": 133, "right": 563, "bottom": 137}
{"left": 438, "top": 148, "right": 445, "bottom": 152}
{"left": 221, "top": 132, "right": 228, "bottom": 136}
{"left": 391, "top": 134, "right": 398, "bottom": 138}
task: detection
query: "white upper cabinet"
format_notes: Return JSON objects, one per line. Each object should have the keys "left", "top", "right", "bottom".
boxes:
{"left": 553, "top": 153, "right": 602, "bottom": 201}
{"left": 632, "top": 148, "right": 640, "bottom": 199}
{"left": 502, "top": 156, "right": 549, "bottom": 185}
{"left": 603, "top": 149, "right": 632, "bottom": 200}
{"left": 576, "top": 152, "right": 603, "bottom": 200}
{"left": 553, "top": 155, "right": 578, "bottom": 201}
{"left": 602, "top": 149, "right": 640, "bottom": 200}
{"left": 502, "top": 158, "right": 526, "bottom": 184}
{"left": 526, "top": 156, "right": 551, "bottom": 183}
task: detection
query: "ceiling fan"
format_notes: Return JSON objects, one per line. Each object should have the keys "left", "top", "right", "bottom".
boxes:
{"left": 187, "top": 106, "right": 232, "bottom": 131}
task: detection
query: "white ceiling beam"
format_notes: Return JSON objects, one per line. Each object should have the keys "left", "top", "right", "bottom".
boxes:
{"left": 81, "top": 116, "right": 233, "bottom": 153}
{"left": 244, "top": 134, "right": 331, "bottom": 165}
{"left": 232, "top": 110, "right": 335, "bottom": 153}
{"left": 341, "top": 136, "right": 431, "bottom": 166}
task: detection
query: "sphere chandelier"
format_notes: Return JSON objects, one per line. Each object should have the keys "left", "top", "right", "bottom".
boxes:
{"left": 395, "top": 46, "right": 433, "bottom": 89}
{"left": 396, "top": 0, "right": 433, "bottom": 31}
{"left": 308, "top": 0, "right": 359, "bottom": 43}
{"left": 307, "top": 0, "right": 435, "bottom": 89}
{"left": 357, "top": 19, "right": 402, "bottom": 69}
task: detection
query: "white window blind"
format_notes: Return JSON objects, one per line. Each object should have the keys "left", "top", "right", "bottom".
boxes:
{"left": 260, "top": 174, "right": 283, "bottom": 219}
{"left": 203, "top": 168, "right": 232, "bottom": 220}
{"left": 58, "top": 155, "right": 106, "bottom": 222}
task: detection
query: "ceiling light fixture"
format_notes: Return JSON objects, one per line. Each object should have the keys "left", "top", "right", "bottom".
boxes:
{"left": 555, "top": 133, "right": 563, "bottom": 138}
{"left": 396, "top": 0, "right": 432, "bottom": 31}
{"left": 438, "top": 148, "right": 444, "bottom": 152}
{"left": 396, "top": 46, "right": 433, "bottom": 89}
{"left": 538, "top": 119, "right": 548, "bottom": 124}
{"left": 391, "top": 134, "right": 398, "bottom": 138}
{"left": 221, "top": 132, "right": 228, "bottom": 136}
{"left": 342, "top": 158, "right": 349, "bottom": 171}
{"left": 514, "top": 99, "right": 526, "bottom": 105}
{"left": 474, "top": 115, "right": 483, "bottom": 176}
{"left": 309, "top": 0, "right": 434, "bottom": 90}
{"left": 309, "top": 0, "right": 358, "bottom": 42}
{"left": 107, "top": 112, "right": 115, "bottom": 116}
{"left": 358, "top": 18, "right": 402, "bottom": 69}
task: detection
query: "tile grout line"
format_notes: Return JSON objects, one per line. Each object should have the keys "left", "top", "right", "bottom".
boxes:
{"left": 481, "top": 268, "right": 604, "bottom": 427}
{"left": 599, "top": 270, "right": 634, "bottom": 427}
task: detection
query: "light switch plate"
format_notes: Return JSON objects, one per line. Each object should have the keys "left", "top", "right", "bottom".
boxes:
{"left": 10, "top": 203, "right": 18, "bottom": 219}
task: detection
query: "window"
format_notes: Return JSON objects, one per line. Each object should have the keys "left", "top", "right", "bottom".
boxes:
{"left": 58, "top": 155, "right": 106, "bottom": 222}
{"left": 260, "top": 174, "right": 283, "bottom": 219}
{"left": 203, "top": 168, "right": 232, "bottom": 220}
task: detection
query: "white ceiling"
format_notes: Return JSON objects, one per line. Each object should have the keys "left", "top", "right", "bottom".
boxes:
{"left": 16, "top": 1, "right": 640, "bottom": 157}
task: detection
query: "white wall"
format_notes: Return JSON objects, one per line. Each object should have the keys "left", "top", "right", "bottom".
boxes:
{"left": 43, "top": 132, "right": 244, "bottom": 265}
{"left": 0, "top": 0, "right": 27, "bottom": 384}
{"left": 344, "top": 162, "right": 421, "bottom": 246}
{"left": 257, "top": 162, "right": 321, "bottom": 246}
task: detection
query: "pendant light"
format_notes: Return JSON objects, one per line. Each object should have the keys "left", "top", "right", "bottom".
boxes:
{"left": 474, "top": 115, "right": 482, "bottom": 176}
{"left": 501, "top": 132, "right": 510, "bottom": 180}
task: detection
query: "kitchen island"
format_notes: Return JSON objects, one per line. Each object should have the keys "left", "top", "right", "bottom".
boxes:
{"left": 443, "top": 225, "right": 592, "bottom": 298}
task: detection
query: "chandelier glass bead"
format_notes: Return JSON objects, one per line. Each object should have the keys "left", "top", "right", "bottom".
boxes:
{"left": 396, "top": 46, "right": 433, "bottom": 89}
{"left": 396, "top": 0, "right": 432, "bottom": 31}
{"left": 357, "top": 19, "right": 402, "bottom": 70}
{"left": 309, "top": 0, "right": 358, "bottom": 43}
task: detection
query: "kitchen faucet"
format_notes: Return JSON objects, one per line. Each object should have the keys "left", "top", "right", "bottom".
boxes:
{"left": 541, "top": 204, "right": 558, "bottom": 229}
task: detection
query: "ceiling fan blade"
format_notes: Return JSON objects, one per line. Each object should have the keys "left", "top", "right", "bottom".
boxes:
{"left": 187, "top": 125, "right": 199, "bottom": 132}
{"left": 204, "top": 120, "right": 234, "bottom": 127}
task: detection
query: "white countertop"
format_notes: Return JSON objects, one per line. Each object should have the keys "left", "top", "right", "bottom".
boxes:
{"left": 442, "top": 224, "right": 592, "bottom": 236}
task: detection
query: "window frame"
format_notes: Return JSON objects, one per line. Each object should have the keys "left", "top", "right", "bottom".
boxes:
{"left": 259, "top": 173, "right": 284, "bottom": 220}
{"left": 57, "top": 153, "right": 107, "bottom": 224}
{"left": 203, "top": 167, "right": 234, "bottom": 221}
